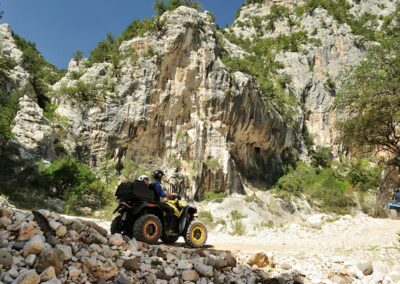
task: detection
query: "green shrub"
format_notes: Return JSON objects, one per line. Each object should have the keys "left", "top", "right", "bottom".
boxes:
{"left": 72, "top": 50, "right": 84, "bottom": 62}
{"left": 120, "top": 159, "right": 152, "bottom": 181}
{"left": 0, "top": 56, "right": 17, "bottom": 93}
{"left": 254, "top": 220, "right": 274, "bottom": 230}
{"left": 273, "top": 161, "right": 355, "bottom": 214}
{"left": 68, "top": 70, "right": 83, "bottom": 80}
{"left": 206, "top": 158, "right": 220, "bottom": 170}
{"left": 0, "top": 89, "right": 22, "bottom": 143}
{"left": 265, "top": 5, "right": 291, "bottom": 31}
{"left": 231, "top": 221, "right": 245, "bottom": 236}
{"left": 57, "top": 80, "right": 97, "bottom": 102}
{"left": 33, "top": 157, "right": 112, "bottom": 215}
{"left": 154, "top": 0, "right": 200, "bottom": 16}
{"left": 204, "top": 191, "right": 224, "bottom": 202}
{"left": 88, "top": 33, "right": 119, "bottom": 67}
{"left": 345, "top": 159, "right": 382, "bottom": 192}
{"left": 119, "top": 19, "right": 155, "bottom": 42}
{"left": 230, "top": 209, "right": 246, "bottom": 221}
{"left": 244, "top": 194, "right": 262, "bottom": 205}
{"left": 220, "top": 32, "right": 307, "bottom": 123}
{"left": 198, "top": 211, "right": 213, "bottom": 226}
{"left": 294, "top": 0, "right": 399, "bottom": 41}
{"left": 311, "top": 147, "right": 333, "bottom": 168}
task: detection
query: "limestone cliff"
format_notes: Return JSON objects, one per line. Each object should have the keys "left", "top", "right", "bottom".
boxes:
{"left": 1, "top": 0, "right": 398, "bottom": 200}
{"left": 231, "top": 0, "right": 397, "bottom": 150}
{"left": 51, "top": 7, "right": 296, "bottom": 198}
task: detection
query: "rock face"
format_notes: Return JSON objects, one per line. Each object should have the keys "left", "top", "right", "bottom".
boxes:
{"left": 232, "top": 0, "right": 397, "bottom": 150}
{"left": 52, "top": 7, "right": 295, "bottom": 196}
{"left": 11, "top": 95, "right": 55, "bottom": 161}
{"left": 1, "top": 1, "right": 397, "bottom": 198}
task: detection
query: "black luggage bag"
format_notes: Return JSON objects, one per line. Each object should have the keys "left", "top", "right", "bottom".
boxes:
{"left": 115, "top": 180, "right": 154, "bottom": 201}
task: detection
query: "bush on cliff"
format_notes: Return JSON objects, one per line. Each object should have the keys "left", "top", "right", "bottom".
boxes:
{"left": 154, "top": 0, "right": 200, "bottom": 16}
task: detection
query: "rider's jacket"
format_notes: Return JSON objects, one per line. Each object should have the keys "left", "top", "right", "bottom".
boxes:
{"left": 149, "top": 181, "right": 166, "bottom": 202}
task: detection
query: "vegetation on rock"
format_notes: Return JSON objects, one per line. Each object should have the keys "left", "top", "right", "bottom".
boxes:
{"left": 273, "top": 158, "right": 382, "bottom": 214}
{"left": 154, "top": 0, "right": 200, "bottom": 16}
{"left": 336, "top": 36, "right": 400, "bottom": 166}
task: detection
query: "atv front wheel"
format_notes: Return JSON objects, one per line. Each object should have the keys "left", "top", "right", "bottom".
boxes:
{"left": 133, "top": 214, "right": 162, "bottom": 245}
{"left": 161, "top": 234, "right": 180, "bottom": 244}
{"left": 184, "top": 221, "right": 207, "bottom": 248}
{"left": 110, "top": 215, "right": 122, "bottom": 235}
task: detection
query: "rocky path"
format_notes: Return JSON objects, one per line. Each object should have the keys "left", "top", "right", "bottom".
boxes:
{"left": 208, "top": 214, "right": 400, "bottom": 283}
{"left": 80, "top": 213, "right": 400, "bottom": 283}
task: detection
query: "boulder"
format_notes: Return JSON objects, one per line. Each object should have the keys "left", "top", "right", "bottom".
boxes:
{"left": 246, "top": 252, "right": 271, "bottom": 268}
{"left": 25, "top": 254, "right": 37, "bottom": 266}
{"left": 18, "top": 222, "right": 37, "bottom": 241}
{"left": 23, "top": 235, "right": 45, "bottom": 256}
{"left": 181, "top": 270, "right": 200, "bottom": 281}
{"left": 223, "top": 252, "right": 237, "bottom": 267}
{"left": 193, "top": 262, "right": 213, "bottom": 277}
{"left": 123, "top": 258, "right": 140, "bottom": 272}
{"left": 82, "top": 220, "right": 108, "bottom": 237}
{"left": 0, "top": 216, "right": 12, "bottom": 227}
{"left": 12, "top": 269, "right": 40, "bottom": 284}
{"left": 0, "top": 248, "right": 13, "bottom": 267}
{"left": 82, "top": 228, "right": 108, "bottom": 244}
{"left": 70, "top": 220, "right": 85, "bottom": 233}
{"left": 40, "top": 266, "right": 56, "bottom": 281}
{"left": 109, "top": 233, "right": 124, "bottom": 246}
{"left": 0, "top": 207, "right": 12, "bottom": 218}
{"left": 55, "top": 244, "right": 72, "bottom": 260}
{"left": 82, "top": 257, "right": 118, "bottom": 281}
{"left": 55, "top": 225, "right": 67, "bottom": 237}
{"left": 48, "top": 221, "right": 61, "bottom": 231}
{"left": 68, "top": 266, "right": 81, "bottom": 278}
{"left": 356, "top": 261, "right": 373, "bottom": 276}
{"left": 35, "top": 248, "right": 65, "bottom": 274}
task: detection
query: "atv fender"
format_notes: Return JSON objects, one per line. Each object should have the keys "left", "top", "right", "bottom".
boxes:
{"left": 178, "top": 206, "right": 197, "bottom": 235}
{"left": 132, "top": 202, "right": 164, "bottom": 220}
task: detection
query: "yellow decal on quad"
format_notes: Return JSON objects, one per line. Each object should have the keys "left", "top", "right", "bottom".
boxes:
{"left": 166, "top": 200, "right": 184, "bottom": 217}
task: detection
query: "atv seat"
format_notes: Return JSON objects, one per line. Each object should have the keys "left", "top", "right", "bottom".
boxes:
{"left": 115, "top": 180, "right": 155, "bottom": 201}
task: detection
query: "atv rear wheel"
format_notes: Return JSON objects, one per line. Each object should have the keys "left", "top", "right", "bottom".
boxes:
{"left": 184, "top": 221, "right": 207, "bottom": 248}
{"left": 110, "top": 215, "right": 122, "bottom": 235}
{"left": 389, "top": 209, "right": 400, "bottom": 220}
{"left": 133, "top": 214, "right": 162, "bottom": 245}
{"left": 161, "top": 234, "right": 179, "bottom": 244}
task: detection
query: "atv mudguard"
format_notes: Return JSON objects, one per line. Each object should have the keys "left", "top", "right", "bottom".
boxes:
{"left": 132, "top": 202, "right": 164, "bottom": 222}
{"left": 178, "top": 205, "right": 197, "bottom": 235}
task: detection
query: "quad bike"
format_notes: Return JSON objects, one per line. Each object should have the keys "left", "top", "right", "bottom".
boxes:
{"left": 387, "top": 202, "right": 400, "bottom": 220}
{"left": 110, "top": 180, "right": 207, "bottom": 247}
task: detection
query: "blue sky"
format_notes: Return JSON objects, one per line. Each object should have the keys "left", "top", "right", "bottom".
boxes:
{"left": 1, "top": 0, "right": 243, "bottom": 69}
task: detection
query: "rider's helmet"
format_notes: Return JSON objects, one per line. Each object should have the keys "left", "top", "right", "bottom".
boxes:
{"left": 152, "top": 170, "right": 165, "bottom": 181}
{"left": 138, "top": 175, "right": 149, "bottom": 182}
{"left": 394, "top": 188, "right": 400, "bottom": 192}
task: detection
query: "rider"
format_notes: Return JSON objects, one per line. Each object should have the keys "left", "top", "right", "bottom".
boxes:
{"left": 393, "top": 188, "right": 400, "bottom": 203}
{"left": 138, "top": 175, "right": 150, "bottom": 185}
{"left": 149, "top": 170, "right": 175, "bottom": 232}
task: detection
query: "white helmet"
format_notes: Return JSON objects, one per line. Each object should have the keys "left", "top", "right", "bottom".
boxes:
{"left": 138, "top": 175, "right": 149, "bottom": 182}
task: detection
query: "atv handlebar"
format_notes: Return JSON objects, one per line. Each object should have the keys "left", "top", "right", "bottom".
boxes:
{"left": 167, "top": 193, "right": 181, "bottom": 201}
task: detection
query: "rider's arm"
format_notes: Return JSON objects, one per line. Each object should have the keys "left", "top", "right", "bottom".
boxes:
{"left": 154, "top": 183, "right": 166, "bottom": 198}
